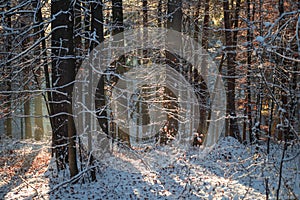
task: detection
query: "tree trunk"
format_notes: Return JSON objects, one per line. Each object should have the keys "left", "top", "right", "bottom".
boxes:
{"left": 223, "top": 0, "right": 241, "bottom": 141}
{"left": 34, "top": 94, "right": 44, "bottom": 141}
{"left": 89, "top": 0, "right": 104, "bottom": 181}
{"left": 143, "top": 0, "right": 147, "bottom": 27}
{"left": 4, "top": 1, "right": 12, "bottom": 138}
{"left": 111, "top": 0, "right": 130, "bottom": 146}
{"left": 246, "top": 0, "right": 253, "bottom": 143}
{"left": 20, "top": 7, "right": 32, "bottom": 139}
{"left": 31, "top": 1, "right": 45, "bottom": 141}
{"left": 157, "top": 0, "right": 163, "bottom": 27}
{"left": 74, "top": 1, "right": 83, "bottom": 71}
{"left": 202, "top": 0, "right": 210, "bottom": 50}
{"left": 200, "top": 0, "right": 210, "bottom": 134}
{"left": 167, "top": 0, "right": 182, "bottom": 32}
{"left": 31, "top": 0, "right": 54, "bottom": 145}
{"left": 112, "top": 0, "right": 124, "bottom": 35}
{"left": 91, "top": 0, "right": 104, "bottom": 50}
{"left": 68, "top": 104, "right": 79, "bottom": 178}
{"left": 84, "top": 1, "right": 91, "bottom": 50}
{"left": 51, "top": 0, "right": 79, "bottom": 176}
{"left": 24, "top": 97, "right": 32, "bottom": 139}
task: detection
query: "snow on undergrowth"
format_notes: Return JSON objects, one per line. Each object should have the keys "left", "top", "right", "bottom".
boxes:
{"left": 0, "top": 136, "right": 299, "bottom": 199}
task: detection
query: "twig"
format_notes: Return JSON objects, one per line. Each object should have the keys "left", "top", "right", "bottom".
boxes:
{"left": 18, "top": 175, "right": 43, "bottom": 199}
{"left": 40, "top": 165, "right": 98, "bottom": 198}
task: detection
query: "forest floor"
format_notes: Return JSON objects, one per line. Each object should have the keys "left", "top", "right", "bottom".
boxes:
{"left": 0, "top": 136, "right": 299, "bottom": 200}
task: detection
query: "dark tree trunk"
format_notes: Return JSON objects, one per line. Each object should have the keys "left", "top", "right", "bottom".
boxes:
{"left": 157, "top": 0, "right": 163, "bottom": 27}
{"left": 89, "top": 0, "right": 104, "bottom": 181}
{"left": 91, "top": 0, "right": 104, "bottom": 50}
{"left": 223, "top": 0, "right": 241, "bottom": 141}
{"left": 202, "top": 0, "right": 210, "bottom": 50}
{"left": 278, "top": 0, "right": 284, "bottom": 17}
{"left": 84, "top": 1, "right": 91, "bottom": 50}
{"left": 110, "top": 0, "right": 130, "bottom": 146}
{"left": 167, "top": 0, "right": 182, "bottom": 32}
{"left": 246, "top": 0, "right": 253, "bottom": 143}
{"left": 143, "top": 0, "right": 147, "bottom": 27}
{"left": 4, "top": 1, "right": 12, "bottom": 138}
{"left": 200, "top": 0, "right": 210, "bottom": 134}
{"left": 51, "top": 0, "right": 79, "bottom": 176}
{"left": 74, "top": 1, "right": 83, "bottom": 71}
{"left": 193, "top": 1, "right": 201, "bottom": 42}
{"left": 112, "top": 0, "right": 124, "bottom": 35}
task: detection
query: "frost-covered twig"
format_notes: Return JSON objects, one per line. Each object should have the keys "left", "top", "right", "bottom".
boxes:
{"left": 41, "top": 165, "right": 99, "bottom": 197}
{"left": 18, "top": 175, "right": 43, "bottom": 199}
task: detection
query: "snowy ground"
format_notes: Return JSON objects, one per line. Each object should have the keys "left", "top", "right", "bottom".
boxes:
{"left": 0, "top": 136, "right": 299, "bottom": 199}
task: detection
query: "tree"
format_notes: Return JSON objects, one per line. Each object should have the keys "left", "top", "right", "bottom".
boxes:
{"left": 112, "top": 0, "right": 124, "bottom": 35}
{"left": 91, "top": 0, "right": 104, "bottom": 50}
{"left": 51, "top": 0, "right": 78, "bottom": 176}
{"left": 245, "top": 0, "right": 254, "bottom": 143}
{"left": 167, "top": 0, "right": 182, "bottom": 32}
{"left": 20, "top": 4, "right": 32, "bottom": 139}
{"left": 89, "top": 0, "right": 105, "bottom": 181}
{"left": 4, "top": 1, "right": 12, "bottom": 138}
{"left": 222, "top": 0, "right": 242, "bottom": 141}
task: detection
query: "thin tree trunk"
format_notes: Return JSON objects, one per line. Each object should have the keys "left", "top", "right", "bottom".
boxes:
{"left": 74, "top": 1, "right": 83, "bottom": 71}
{"left": 34, "top": 94, "right": 44, "bottom": 140}
{"left": 91, "top": 0, "right": 104, "bottom": 50}
{"left": 32, "top": 0, "right": 45, "bottom": 141}
{"left": 199, "top": 0, "right": 210, "bottom": 134}
{"left": 246, "top": 0, "right": 253, "bottom": 143}
{"left": 68, "top": 104, "right": 79, "bottom": 178}
{"left": 24, "top": 97, "right": 32, "bottom": 139}
{"left": 202, "top": 0, "right": 210, "bottom": 50}
{"left": 278, "top": 0, "right": 284, "bottom": 17}
{"left": 276, "top": 142, "right": 287, "bottom": 199}
{"left": 5, "top": 1, "right": 12, "bottom": 138}
{"left": 89, "top": 0, "right": 104, "bottom": 181}
{"left": 143, "top": 0, "right": 147, "bottom": 27}
{"left": 157, "top": 0, "right": 163, "bottom": 27}
{"left": 193, "top": 1, "right": 201, "bottom": 43}
{"left": 32, "top": 0, "right": 54, "bottom": 144}
{"left": 84, "top": 1, "right": 91, "bottom": 50}
{"left": 20, "top": 10, "right": 32, "bottom": 139}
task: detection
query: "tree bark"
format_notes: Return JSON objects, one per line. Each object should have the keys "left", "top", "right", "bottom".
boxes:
{"left": 31, "top": 0, "right": 46, "bottom": 141}
{"left": 112, "top": 0, "right": 124, "bottom": 35}
{"left": 246, "top": 0, "right": 253, "bottom": 143}
{"left": 89, "top": 0, "right": 104, "bottom": 181}
{"left": 4, "top": 1, "right": 12, "bottom": 138}
{"left": 200, "top": 0, "right": 210, "bottom": 134}
{"left": 24, "top": 97, "right": 32, "bottom": 139}
{"left": 167, "top": 0, "right": 182, "bottom": 32}
{"left": 223, "top": 0, "right": 241, "bottom": 141}
{"left": 143, "top": 0, "right": 147, "bottom": 27}
{"left": 51, "top": 0, "right": 79, "bottom": 176}
{"left": 157, "top": 0, "right": 163, "bottom": 27}
{"left": 202, "top": 0, "right": 210, "bottom": 50}
{"left": 91, "top": 0, "right": 104, "bottom": 50}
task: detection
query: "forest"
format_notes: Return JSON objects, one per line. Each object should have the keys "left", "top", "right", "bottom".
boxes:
{"left": 0, "top": 0, "right": 299, "bottom": 199}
